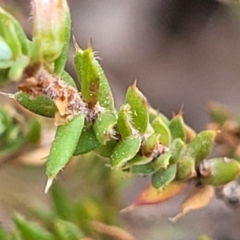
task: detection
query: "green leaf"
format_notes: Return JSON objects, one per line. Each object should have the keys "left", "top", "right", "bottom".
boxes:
{"left": 169, "top": 114, "right": 186, "bottom": 142}
{"left": 152, "top": 152, "right": 172, "bottom": 170}
{"left": 176, "top": 155, "right": 196, "bottom": 180}
{"left": 0, "top": 8, "right": 29, "bottom": 57}
{"left": 94, "top": 140, "right": 117, "bottom": 159}
{"left": 15, "top": 92, "right": 57, "bottom": 118}
{"left": 200, "top": 158, "right": 240, "bottom": 186}
{"left": 74, "top": 126, "right": 100, "bottom": 155}
{"left": 74, "top": 41, "right": 114, "bottom": 110}
{"left": 184, "top": 130, "right": 216, "bottom": 166}
{"left": 74, "top": 46, "right": 99, "bottom": 106}
{"left": 14, "top": 214, "right": 54, "bottom": 240}
{"left": 93, "top": 57, "right": 114, "bottom": 110}
{"left": 130, "top": 162, "right": 155, "bottom": 175}
{"left": 60, "top": 71, "right": 76, "bottom": 88}
{"left": 93, "top": 111, "right": 117, "bottom": 144}
{"left": 117, "top": 104, "right": 135, "bottom": 139}
{"left": 169, "top": 138, "right": 185, "bottom": 164}
{"left": 125, "top": 81, "right": 148, "bottom": 134}
{"left": 54, "top": 220, "right": 84, "bottom": 240}
{"left": 151, "top": 115, "right": 171, "bottom": 146}
{"left": 110, "top": 135, "right": 141, "bottom": 168}
{"left": 46, "top": 113, "right": 85, "bottom": 179}
{"left": 151, "top": 164, "right": 177, "bottom": 190}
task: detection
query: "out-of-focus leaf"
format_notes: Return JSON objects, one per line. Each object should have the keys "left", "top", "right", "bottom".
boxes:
{"left": 169, "top": 185, "right": 214, "bottom": 222}
{"left": 92, "top": 221, "right": 136, "bottom": 240}
{"left": 208, "top": 102, "right": 231, "bottom": 125}
{"left": 13, "top": 214, "right": 54, "bottom": 240}
{"left": 50, "top": 184, "right": 75, "bottom": 221}
{"left": 0, "top": 225, "right": 9, "bottom": 240}
{"left": 25, "top": 119, "right": 41, "bottom": 143}
{"left": 54, "top": 219, "right": 84, "bottom": 240}
{"left": 121, "top": 181, "right": 186, "bottom": 211}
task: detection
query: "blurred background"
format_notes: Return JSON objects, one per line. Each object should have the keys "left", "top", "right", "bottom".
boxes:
{"left": 2, "top": 0, "right": 240, "bottom": 239}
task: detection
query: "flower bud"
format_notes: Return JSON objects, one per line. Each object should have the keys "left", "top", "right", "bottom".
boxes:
{"left": 31, "top": 0, "right": 70, "bottom": 64}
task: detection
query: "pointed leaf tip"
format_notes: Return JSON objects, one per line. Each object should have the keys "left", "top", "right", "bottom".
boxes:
{"left": 44, "top": 177, "right": 54, "bottom": 194}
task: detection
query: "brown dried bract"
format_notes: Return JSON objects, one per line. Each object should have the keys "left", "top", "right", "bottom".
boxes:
{"left": 18, "top": 68, "right": 86, "bottom": 124}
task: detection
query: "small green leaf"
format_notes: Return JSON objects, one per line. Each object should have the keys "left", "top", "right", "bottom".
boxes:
{"left": 151, "top": 115, "right": 171, "bottom": 146}
{"left": 169, "top": 138, "right": 185, "bottom": 164}
{"left": 74, "top": 46, "right": 99, "bottom": 106}
{"left": 125, "top": 81, "right": 148, "bottom": 134}
{"left": 126, "top": 154, "right": 152, "bottom": 167}
{"left": 151, "top": 164, "right": 177, "bottom": 190}
{"left": 176, "top": 155, "right": 196, "bottom": 180}
{"left": 117, "top": 104, "right": 135, "bottom": 139}
{"left": 94, "top": 140, "right": 117, "bottom": 159}
{"left": 184, "top": 130, "right": 217, "bottom": 167}
{"left": 15, "top": 92, "right": 57, "bottom": 118}
{"left": 152, "top": 152, "right": 172, "bottom": 170}
{"left": 46, "top": 113, "right": 85, "bottom": 179}
{"left": 169, "top": 114, "right": 186, "bottom": 142}
{"left": 200, "top": 158, "right": 240, "bottom": 186}
{"left": 74, "top": 126, "right": 100, "bottom": 155}
{"left": 110, "top": 135, "right": 141, "bottom": 168}
{"left": 93, "top": 111, "right": 117, "bottom": 144}
{"left": 93, "top": 57, "right": 114, "bottom": 110}
{"left": 14, "top": 214, "right": 54, "bottom": 240}
{"left": 131, "top": 162, "right": 155, "bottom": 175}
